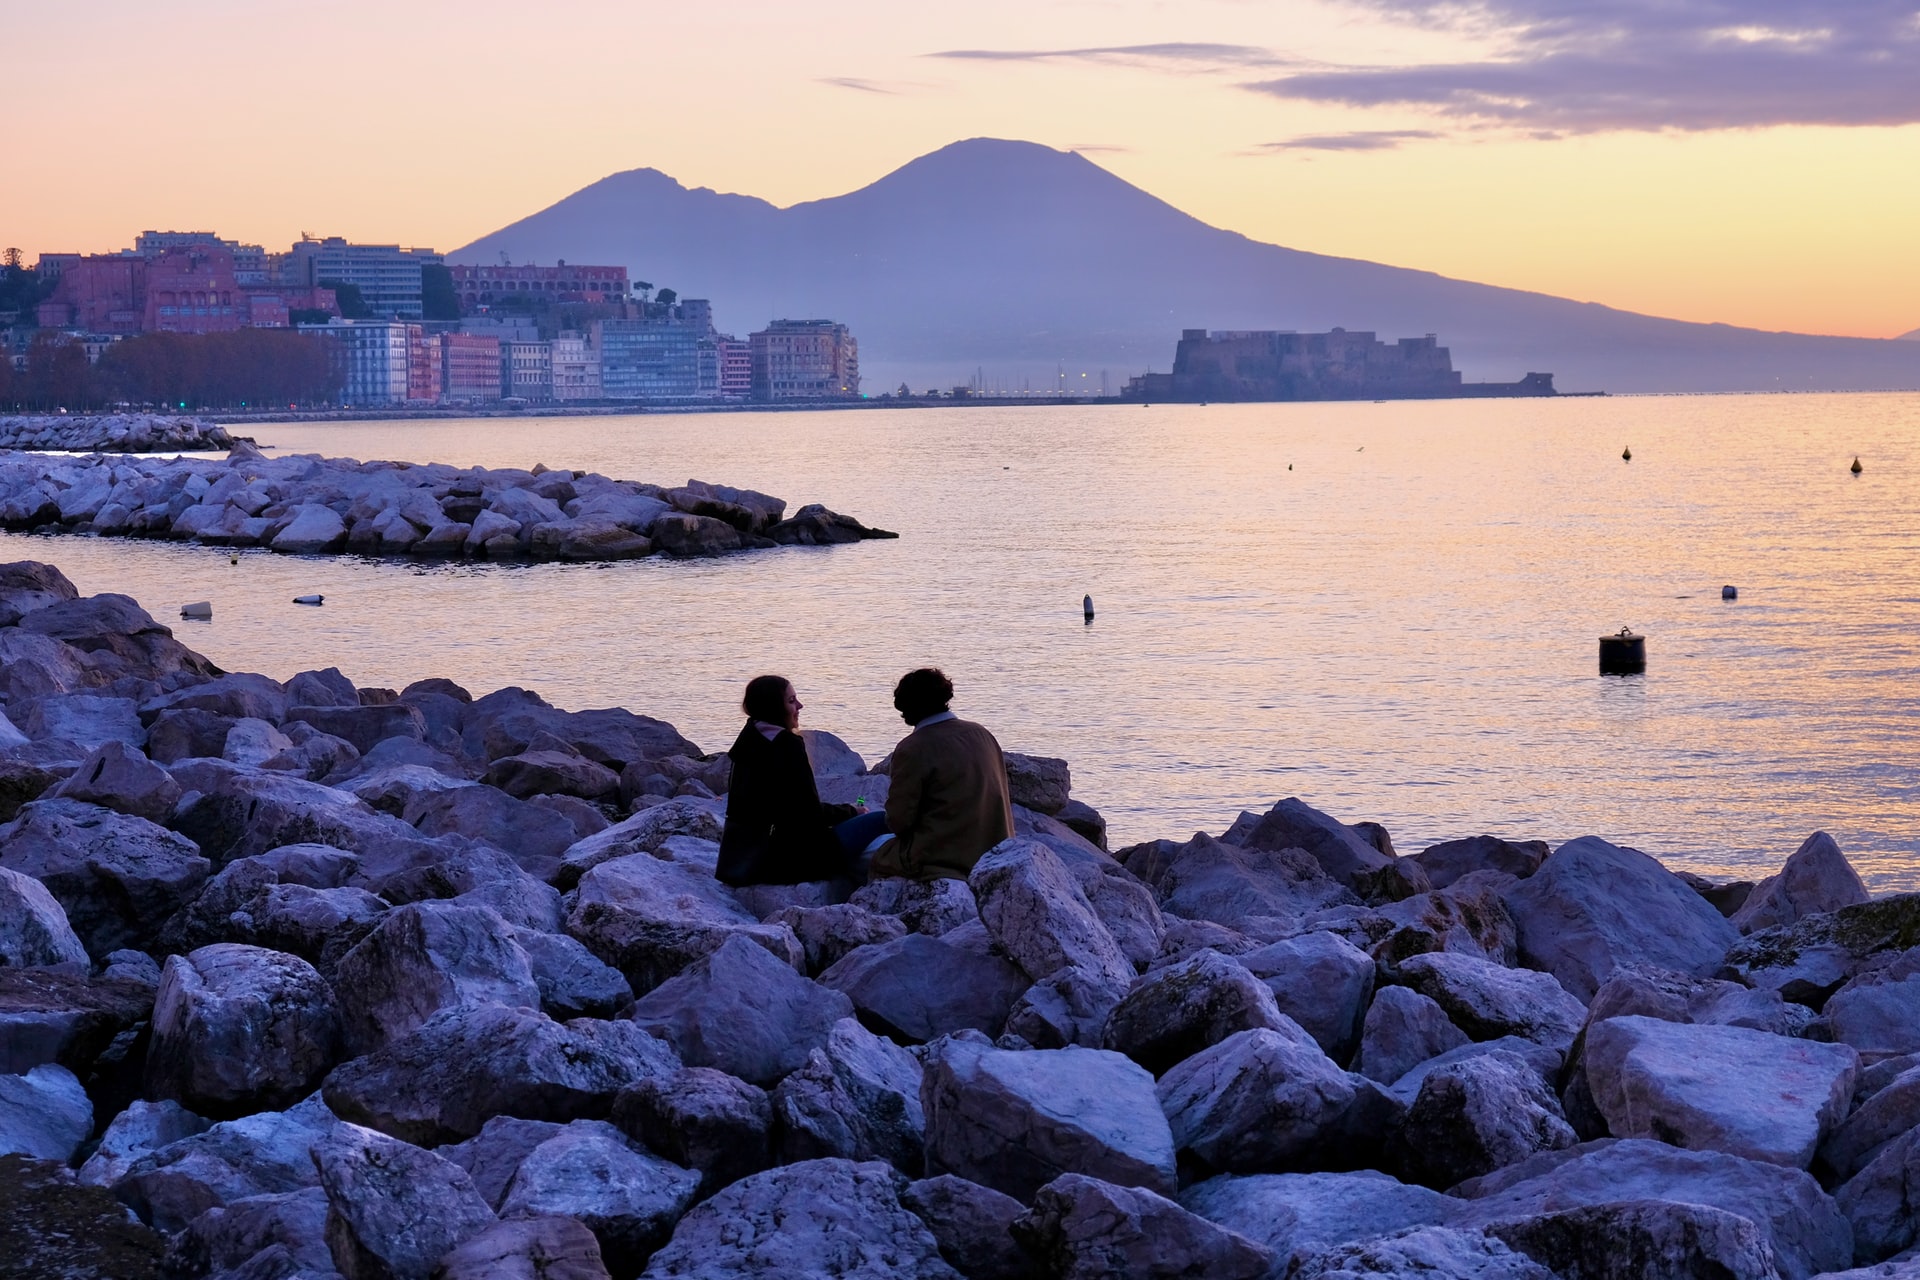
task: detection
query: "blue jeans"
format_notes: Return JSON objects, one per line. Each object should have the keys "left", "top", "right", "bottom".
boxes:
{"left": 834, "top": 809, "right": 892, "bottom": 858}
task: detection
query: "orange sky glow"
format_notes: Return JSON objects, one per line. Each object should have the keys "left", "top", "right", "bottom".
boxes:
{"left": 6, "top": 0, "right": 1917, "bottom": 339}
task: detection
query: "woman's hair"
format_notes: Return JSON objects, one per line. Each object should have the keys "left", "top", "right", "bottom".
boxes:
{"left": 742, "top": 674, "right": 791, "bottom": 725}
{"left": 893, "top": 667, "right": 954, "bottom": 724}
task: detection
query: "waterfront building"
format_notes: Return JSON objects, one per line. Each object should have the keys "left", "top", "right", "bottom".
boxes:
{"left": 407, "top": 325, "right": 440, "bottom": 404}
{"left": 550, "top": 333, "right": 600, "bottom": 401}
{"left": 449, "top": 262, "right": 629, "bottom": 311}
{"left": 717, "top": 335, "right": 751, "bottom": 397}
{"left": 596, "top": 318, "right": 703, "bottom": 400}
{"left": 749, "top": 320, "right": 859, "bottom": 400}
{"left": 503, "top": 340, "right": 552, "bottom": 401}
{"left": 440, "top": 333, "right": 502, "bottom": 403}
{"left": 461, "top": 316, "right": 542, "bottom": 344}
{"left": 300, "top": 320, "right": 410, "bottom": 406}
{"left": 281, "top": 237, "right": 444, "bottom": 319}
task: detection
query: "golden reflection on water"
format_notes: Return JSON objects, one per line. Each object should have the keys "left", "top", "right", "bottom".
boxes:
{"left": 12, "top": 392, "right": 1920, "bottom": 889}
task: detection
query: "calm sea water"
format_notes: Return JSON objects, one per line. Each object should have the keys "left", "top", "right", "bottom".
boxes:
{"left": 9, "top": 393, "right": 1920, "bottom": 889}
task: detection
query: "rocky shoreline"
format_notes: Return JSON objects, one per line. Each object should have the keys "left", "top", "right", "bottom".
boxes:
{"left": 0, "top": 414, "right": 239, "bottom": 454}
{"left": 1, "top": 561, "right": 1918, "bottom": 1280}
{"left": 0, "top": 444, "right": 895, "bottom": 561}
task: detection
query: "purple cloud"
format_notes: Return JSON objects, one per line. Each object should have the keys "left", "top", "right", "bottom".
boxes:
{"left": 1251, "top": 1, "right": 1920, "bottom": 131}
{"left": 930, "top": 43, "right": 1287, "bottom": 68}
{"left": 1253, "top": 129, "right": 1443, "bottom": 151}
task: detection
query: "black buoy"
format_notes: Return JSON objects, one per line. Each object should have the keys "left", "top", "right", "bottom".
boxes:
{"left": 1599, "top": 627, "right": 1646, "bottom": 675}
{"left": 1622, "top": 445, "right": 1632, "bottom": 462}
{"left": 1083, "top": 594, "right": 1095, "bottom": 624}
{"left": 1851, "top": 456, "right": 1863, "bottom": 475}
{"left": 1721, "top": 585, "right": 1738, "bottom": 600}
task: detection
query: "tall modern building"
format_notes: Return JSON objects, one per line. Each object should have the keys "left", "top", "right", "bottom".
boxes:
{"left": 749, "top": 320, "right": 859, "bottom": 400}
{"left": 597, "top": 315, "right": 707, "bottom": 400}
{"left": 280, "top": 237, "right": 444, "bottom": 319}
{"left": 300, "top": 320, "right": 410, "bottom": 405}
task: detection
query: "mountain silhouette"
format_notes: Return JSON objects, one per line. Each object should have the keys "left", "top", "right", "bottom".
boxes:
{"left": 456, "top": 139, "right": 1920, "bottom": 394}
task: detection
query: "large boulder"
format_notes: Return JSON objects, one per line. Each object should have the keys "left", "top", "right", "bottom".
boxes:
{"left": 1409, "top": 835, "right": 1548, "bottom": 890}
{"left": 772, "top": 1017, "right": 926, "bottom": 1174}
{"left": 1836, "top": 1125, "right": 1920, "bottom": 1264}
{"left": 969, "top": 838, "right": 1133, "bottom": 986}
{"left": 19, "top": 591, "right": 215, "bottom": 682}
{"left": 500, "top": 1120, "right": 701, "bottom": 1275}
{"left": 1358, "top": 986, "right": 1472, "bottom": 1084}
{"left": 164, "top": 1185, "right": 335, "bottom": 1280}
{"left": 1821, "top": 1064, "right": 1920, "bottom": 1183}
{"left": 1154, "top": 833, "right": 1357, "bottom": 934}
{"left": 0, "top": 966, "right": 155, "bottom": 1092}
{"left": 1722, "top": 894, "right": 1920, "bottom": 1005}
{"left": 1181, "top": 1169, "right": 1464, "bottom": 1275}
{"left": 639, "top": 1158, "right": 959, "bottom": 1279}
{"left": 155, "top": 855, "right": 388, "bottom": 978}
{"left": 902, "top": 1174, "right": 1034, "bottom": 1280}
{"left": 1002, "top": 753, "right": 1070, "bottom": 814}
{"left": 1293, "top": 1226, "right": 1556, "bottom": 1279}
{"left": 331, "top": 900, "right": 540, "bottom": 1054}
{"left": 565, "top": 852, "right": 802, "bottom": 996}
{"left": 0, "top": 864, "right": 88, "bottom": 967}
{"left": 1155, "top": 1024, "right": 1356, "bottom": 1174}
{"left": 511, "top": 925, "right": 634, "bottom": 1020}
{"left": 555, "top": 797, "right": 727, "bottom": 888}
{"left": 1372, "top": 874, "right": 1521, "bottom": 966}
{"left": 0, "top": 560, "right": 79, "bottom": 625}
{"left": 484, "top": 746, "right": 621, "bottom": 802}
{"left": 285, "top": 702, "right": 428, "bottom": 755}
{"left": 1394, "top": 951, "right": 1588, "bottom": 1052}
{"left": 1102, "top": 950, "right": 1294, "bottom": 1075}
{"left": 1224, "top": 797, "right": 1396, "bottom": 890}
{"left": 1731, "top": 832, "right": 1871, "bottom": 935}
{"left": 147, "top": 944, "right": 342, "bottom": 1118}
{"left": 1584, "top": 1016, "right": 1857, "bottom": 1168}
{"left": 1013, "top": 1173, "right": 1273, "bottom": 1280}
{"left": 613, "top": 1067, "right": 773, "bottom": 1192}
{"left": 145, "top": 672, "right": 291, "bottom": 724}
{"left": 1501, "top": 836, "right": 1740, "bottom": 1001}
{"left": 1826, "top": 962, "right": 1920, "bottom": 1064}
{"left": 1483, "top": 1200, "right": 1781, "bottom": 1280}
{"left": 311, "top": 1122, "right": 496, "bottom": 1279}
{"left": 1455, "top": 1139, "right": 1853, "bottom": 1280}
{"left": 922, "top": 1035, "right": 1175, "bottom": 1202}
{"left": 0, "top": 798, "right": 210, "bottom": 955}
{"left": 22, "top": 692, "right": 147, "bottom": 750}
{"left": 437, "top": 1214, "right": 613, "bottom": 1280}
{"left": 1390, "top": 1050, "right": 1577, "bottom": 1188}
{"left": 47, "top": 738, "right": 181, "bottom": 821}
{"left": 772, "top": 903, "right": 909, "bottom": 975}
{"left": 819, "top": 931, "right": 1028, "bottom": 1042}
{"left": 1238, "top": 931, "right": 1378, "bottom": 1062}
{"left": 115, "top": 1092, "right": 344, "bottom": 1234}
{"left": 402, "top": 782, "right": 578, "bottom": 880}
{"left": 323, "top": 1004, "right": 680, "bottom": 1146}
{"left": 626, "top": 933, "right": 851, "bottom": 1087}
{"left": 438, "top": 1115, "right": 567, "bottom": 1209}
{"left": 79, "top": 1099, "right": 211, "bottom": 1187}
{"left": 270, "top": 504, "right": 348, "bottom": 554}
{"left": 0, "top": 1062, "right": 93, "bottom": 1160}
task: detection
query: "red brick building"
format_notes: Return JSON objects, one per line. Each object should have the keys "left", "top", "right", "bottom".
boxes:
{"left": 439, "top": 333, "right": 501, "bottom": 403}
{"left": 406, "top": 325, "right": 441, "bottom": 404}
{"left": 36, "top": 241, "right": 336, "bottom": 336}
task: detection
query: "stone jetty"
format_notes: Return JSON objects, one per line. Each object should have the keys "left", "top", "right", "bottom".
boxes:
{"left": 0, "top": 414, "right": 238, "bottom": 453}
{"left": 0, "top": 444, "right": 895, "bottom": 561}
{"left": 2, "top": 560, "right": 1918, "bottom": 1279}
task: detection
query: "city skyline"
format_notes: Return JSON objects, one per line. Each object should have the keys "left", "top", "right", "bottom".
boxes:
{"left": 8, "top": 0, "right": 1918, "bottom": 342}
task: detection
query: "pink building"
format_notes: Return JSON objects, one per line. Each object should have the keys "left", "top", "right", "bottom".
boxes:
{"left": 406, "top": 325, "right": 441, "bottom": 404}
{"left": 440, "top": 333, "right": 502, "bottom": 403}
{"left": 37, "top": 257, "right": 145, "bottom": 333}
{"left": 449, "top": 262, "right": 629, "bottom": 311}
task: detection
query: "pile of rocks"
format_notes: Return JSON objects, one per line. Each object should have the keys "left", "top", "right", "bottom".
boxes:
{"left": 0, "top": 444, "right": 896, "bottom": 560}
{"left": 0, "top": 414, "right": 238, "bottom": 453}
{"left": 2, "top": 558, "right": 1918, "bottom": 1280}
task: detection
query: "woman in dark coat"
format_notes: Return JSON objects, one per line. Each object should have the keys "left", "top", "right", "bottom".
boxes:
{"left": 716, "top": 675, "right": 890, "bottom": 887}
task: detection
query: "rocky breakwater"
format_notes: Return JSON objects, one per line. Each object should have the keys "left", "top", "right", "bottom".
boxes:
{"left": 0, "top": 442, "right": 895, "bottom": 561}
{"left": 0, "top": 414, "right": 238, "bottom": 453}
{"left": 2, "top": 560, "right": 1920, "bottom": 1279}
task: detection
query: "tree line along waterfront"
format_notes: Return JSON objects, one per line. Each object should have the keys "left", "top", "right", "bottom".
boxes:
{"left": 0, "top": 328, "right": 342, "bottom": 412}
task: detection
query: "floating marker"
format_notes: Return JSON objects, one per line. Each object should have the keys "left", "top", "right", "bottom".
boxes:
{"left": 229, "top": 554, "right": 238, "bottom": 565}
{"left": 1622, "top": 445, "right": 1632, "bottom": 462}
{"left": 1851, "top": 456, "right": 1863, "bottom": 475}
{"left": 1083, "top": 594, "right": 1095, "bottom": 624}
{"left": 1599, "top": 627, "right": 1646, "bottom": 675}
{"left": 1722, "top": 585, "right": 1738, "bottom": 600}
{"left": 292, "top": 594, "right": 324, "bottom": 606}
{"left": 180, "top": 601, "right": 212, "bottom": 620}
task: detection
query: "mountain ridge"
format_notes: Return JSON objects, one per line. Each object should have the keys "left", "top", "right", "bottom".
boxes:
{"left": 455, "top": 138, "right": 1920, "bottom": 394}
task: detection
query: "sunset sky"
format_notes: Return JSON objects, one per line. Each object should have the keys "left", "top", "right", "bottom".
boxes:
{"left": 9, "top": 0, "right": 1919, "bottom": 339}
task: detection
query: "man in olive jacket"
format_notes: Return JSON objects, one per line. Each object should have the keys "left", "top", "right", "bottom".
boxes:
{"left": 872, "top": 668, "right": 1014, "bottom": 881}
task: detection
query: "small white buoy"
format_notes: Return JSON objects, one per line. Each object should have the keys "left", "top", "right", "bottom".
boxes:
{"left": 292, "top": 594, "right": 324, "bottom": 606}
{"left": 1721, "top": 585, "right": 1738, "bottom": 600}
{"left": 180, "top": 601, "right": 212, "bottom": 620}
{"left": 1083, "top": 594, "right": 1095, "bottom": 624}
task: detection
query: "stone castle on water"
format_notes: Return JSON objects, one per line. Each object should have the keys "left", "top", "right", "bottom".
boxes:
{"left": 1124, "top": 328, "right": 1559, "bottom": 403}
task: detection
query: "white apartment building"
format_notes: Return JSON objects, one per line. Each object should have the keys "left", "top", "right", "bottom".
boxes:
{"left": 550, "top": 333, "right": 601, "bottom": 401}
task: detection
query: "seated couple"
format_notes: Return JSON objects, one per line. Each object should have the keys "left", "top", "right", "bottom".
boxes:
{"left": 715, "top": 667, "right": 1014, "bottom": 888}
